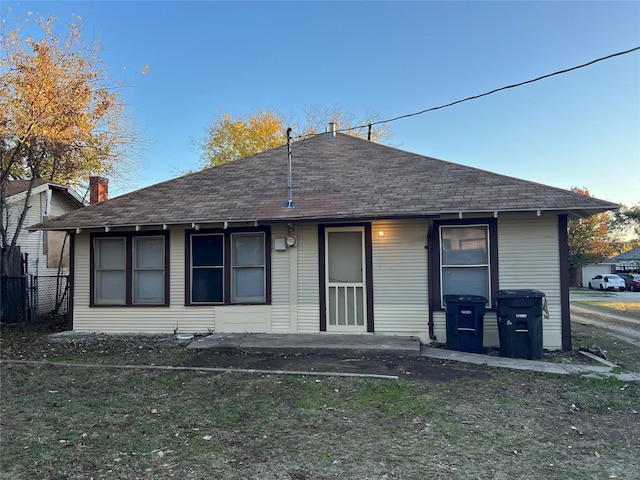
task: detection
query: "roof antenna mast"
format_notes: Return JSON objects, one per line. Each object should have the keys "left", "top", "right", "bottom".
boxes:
{"left": 283, "top": 127, "right": 295, "bottom": 209}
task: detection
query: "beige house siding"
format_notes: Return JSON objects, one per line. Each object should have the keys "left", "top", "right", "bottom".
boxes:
{"left": 71, "top": 215, "right": 564, "bottom": 349}
{"left": 295, "top": 225, "right": 321, "bottom": 332}
{"left": 371, "top": 220, "right": 429, "bottom": 340}
{"left": 7, "top": 189, "right": 78, "bottom": 277}
{"left": 431, "top": 213, "right": 563, "bottom": 350}
{"left": 496, "top": 213, "right": 562, "bottom": 350}
{"left": 270, "top": 224, "right": 292, "bottom": 332}
{"left": 73, "top": 224, "right": 317, "bottom": 334}
{"left": 73, "top": 229, "right": 217, "bottom": 333}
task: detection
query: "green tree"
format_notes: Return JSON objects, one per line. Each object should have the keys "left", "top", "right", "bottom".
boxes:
{"left": 609, "top": 205, "right": 640, "bottom": 244}
{"left": 196, "top": 105, "right": 392, "bottom": 169}
{"left": 1, "top": 12, "right": 140, "bottom": 273}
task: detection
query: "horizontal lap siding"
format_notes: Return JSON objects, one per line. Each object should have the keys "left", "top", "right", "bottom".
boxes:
{"left": 11, "top": 191, "right": 70, "bottom": 277}
{"left": 497, "top": 213, "right": 562, "bottom": 350}
{"left": 432, "top": 214, "right": 563, "bottom": 349}
{"left": 73, "top": 229, "right": 215, "bottom": 333}
{"left": 270, "top": 225, "right": 291, "bottom": 332}
{"left": 372, "top": 220, "right": 429, "bottom": 340}
{"left": 296, "top": 225, "right": 320, "bottom": 332}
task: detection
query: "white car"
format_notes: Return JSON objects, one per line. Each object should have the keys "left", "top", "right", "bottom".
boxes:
{"left": 588, "top": 274, "right": 625, "bottom": 291}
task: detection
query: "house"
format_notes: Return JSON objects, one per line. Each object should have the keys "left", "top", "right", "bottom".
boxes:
{"left": 578, "top": 262, "right": 617, "bottom": 288}
{"left": 3, "top": 179, "right": 88, "bottom": 321}
{"left": 30, "top": 132, "right": 619, "bottom": 351}
{"left": 610, "top": 246, "right": 640, "bottom": 273}
{"left": 4, "top": 179, "right": 87, "bottom": 277}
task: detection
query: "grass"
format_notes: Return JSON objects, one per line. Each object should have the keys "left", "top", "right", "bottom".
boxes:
{"left": 571, "top": 321, "right": 640, "bottom": 372}
{"left": 1, "top": 311, "right": 640, "bottom": 479}
{"left": 573, "top": 301, "right": 640, "bottom": 320}
{"left": 2, "top": 362, "right": 639, "bottom": 480}
{"left": 570, "top": 288, "right": 613, "bottom": 297}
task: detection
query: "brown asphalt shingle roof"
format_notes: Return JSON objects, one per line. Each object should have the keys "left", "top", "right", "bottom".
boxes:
{"left": 31, "top": 133, "right": 619, "bottom": 231}
{"left": 5, "top": 179, "right": 50, "bottom": 197}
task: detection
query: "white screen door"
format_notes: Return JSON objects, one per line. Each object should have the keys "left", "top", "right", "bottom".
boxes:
{"left": 325, "top": 227, "right": 366, "bottom": 332}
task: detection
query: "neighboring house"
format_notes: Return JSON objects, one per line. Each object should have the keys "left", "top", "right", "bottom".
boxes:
{"left": 610, "top": 246, "right": 640, "bottom": 272}
{"left": 578, "top": 263, "right": 617, "bottom": 288}
{"left": 5, "top": 179, "right": 86, "bottom": 277}
{"left": 3, "top": 179, "right": 87, "bottom": 320}
{"left": 31, "top": 132, "right": 618, "bottom": 351}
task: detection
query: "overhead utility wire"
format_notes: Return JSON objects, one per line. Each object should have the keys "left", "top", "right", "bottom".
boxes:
{"left": 334, "top": 46, "right": 640, "bottom": 135}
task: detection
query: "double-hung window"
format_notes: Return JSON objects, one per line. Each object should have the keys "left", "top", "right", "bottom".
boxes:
{"left": 186, "top": 228, "right": 270, "bottom": 305}
{"left": 232, "top": 233, "right": 266, "bottom": 303}
{"left": 91, "top": 232, "right": 169, "bottom": 306}
{"left": 430, "top": 219, "right": 498, "bottom": 308}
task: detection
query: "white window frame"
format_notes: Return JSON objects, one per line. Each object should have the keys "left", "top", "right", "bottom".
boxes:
{"left": 439, "top": 224, "right": 491, "bottom": 308}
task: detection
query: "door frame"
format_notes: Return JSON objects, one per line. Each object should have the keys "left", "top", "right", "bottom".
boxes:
{"left": 318, "top": 223, "right": 374, "bottom": 332}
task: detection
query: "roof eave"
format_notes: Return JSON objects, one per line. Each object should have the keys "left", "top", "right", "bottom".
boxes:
{"left": 28, "top": 204, "right": 619, "bottom": 233}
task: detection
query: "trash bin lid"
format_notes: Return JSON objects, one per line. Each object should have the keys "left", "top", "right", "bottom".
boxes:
{"left": 496, "top": 289, "right": 545, "bottom": 299}
{"left": 444, "top": 294, "right": 488, "bottom": 304}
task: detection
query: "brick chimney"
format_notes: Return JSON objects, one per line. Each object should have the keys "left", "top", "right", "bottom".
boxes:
{"left": 89, "top": 176, "right": 109, "bottom": 204}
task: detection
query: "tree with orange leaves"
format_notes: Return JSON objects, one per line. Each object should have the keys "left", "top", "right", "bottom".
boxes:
{"left": 1, "top": 12, "right": 140, "bottom": 272}
{"left": 196, "top": 105, "right": 392, "bottom": 169}
{"left": 567, "top": 187, "right": 616, "bottom": 269}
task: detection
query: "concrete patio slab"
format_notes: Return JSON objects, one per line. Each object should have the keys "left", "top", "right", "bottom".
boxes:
{"left": 187, "top": 332, "right": 422, "bottom": 356}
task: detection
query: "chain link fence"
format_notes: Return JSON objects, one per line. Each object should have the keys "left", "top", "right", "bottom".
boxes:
{"left": 34, "top": 275, "right": 69, "bottom": 320}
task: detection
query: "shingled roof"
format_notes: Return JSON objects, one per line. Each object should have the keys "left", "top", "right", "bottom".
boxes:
{"left": 31, "top": 133, "right": 619, "bottom": 231}
{"left": 5, "top": 178, "right": 50, "bottom": 197}
{"left": 6, "top": 179, "right": 86, "bottom": 206}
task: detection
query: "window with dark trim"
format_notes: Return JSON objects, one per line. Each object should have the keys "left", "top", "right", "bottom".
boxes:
{"left": 185, "top": 227, "right": 271, "bottom": 305}
{"left": 90, "top": 231, "right": 170, "bottom": 307}
{"left": 429, "top": 218, "right": 498, "bottom": 309}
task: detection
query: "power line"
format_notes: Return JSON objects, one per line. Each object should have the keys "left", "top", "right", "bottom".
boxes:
{"left": 333, "top": 46, "right": 640, "bottom": 135}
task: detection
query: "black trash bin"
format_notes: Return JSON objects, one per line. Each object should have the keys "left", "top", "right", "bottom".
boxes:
{"left": 444, "top": 294, "right": 488, "bottom": 354}
{"left": 495, "top": 289, "right": 545, "bottom": 359}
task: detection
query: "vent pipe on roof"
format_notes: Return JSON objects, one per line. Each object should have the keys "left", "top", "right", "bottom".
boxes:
{"left": 328, "top": 122, "right": 337, "bottom": 140}
{"left": 283, "top": 127, "right": 295, "bottom": 209}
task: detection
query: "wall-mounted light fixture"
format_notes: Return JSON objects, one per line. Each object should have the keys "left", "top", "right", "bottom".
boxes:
{"left": 378, "top": 230, "right": 385, "bottom": 237}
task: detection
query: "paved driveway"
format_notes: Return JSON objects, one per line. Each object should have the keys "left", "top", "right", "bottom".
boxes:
{"left": 571, "top": 289, "right": 640, "bottom": 303}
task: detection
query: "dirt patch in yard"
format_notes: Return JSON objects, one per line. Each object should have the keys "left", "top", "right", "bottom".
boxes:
{"left": 180, "top": 349, "right": 493, "bottom": 382}
{"left": 1, "top": 321, "right": 493, "bottom": 382}
{"left": 0, "top": 321, "right": 606, "bottom": 383}
{"left": 2, "top": 321, "right": 639, "bottom": 480}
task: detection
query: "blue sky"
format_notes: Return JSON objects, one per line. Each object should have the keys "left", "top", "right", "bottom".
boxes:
{"left": 4, "top": 1, "right": 640, "bottom": 207}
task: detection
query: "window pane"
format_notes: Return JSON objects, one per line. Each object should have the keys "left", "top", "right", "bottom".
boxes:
{"left": 135, "top": 237, "right": 164, "bottom": 268}
{"left": 192, "top": 268, "right": 223, "bottom": 303}
{"left": 233, "top": 267, "right": 265, "bottom": 302}
{"left": 233, "top": 234, "right": 264, "bottom": 266}
{"left": 442, "top": 267, "right": 489, "bottom": 299}
{"left": 95, "top": 238, "right": 126, "bottom": 304}
{"left": 192, "top": 234, "right": 223, "bottom": 266}
{"left": 97, "top": 270, "right": 125, "bottom": 303}
{"left": 328, "top": 231, "right": 363, "bottom": 283}
{"left": 96, "top": 238, "right": 125, "bottom": 269}
{"left": 134, "top": 270, "right": 164, "bottom": 303}
{"left": 441, "top": 226, "right": 488, "bottom": 265}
